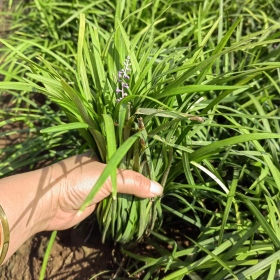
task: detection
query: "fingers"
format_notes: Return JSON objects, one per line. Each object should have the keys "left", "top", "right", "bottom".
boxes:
{"left": 64, "top": 153, "right": 163, "bottom": 199}
{"left": 107, "top": 169, "right": 163, "bottom": 198}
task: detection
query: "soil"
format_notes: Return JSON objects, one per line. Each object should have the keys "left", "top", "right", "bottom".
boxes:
{"left": 0, "top": 225, "right": 115, "bottom": 280}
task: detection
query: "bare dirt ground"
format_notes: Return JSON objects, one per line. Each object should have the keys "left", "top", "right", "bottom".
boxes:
{"left": 0, "top": 224, "right": 115, "bottom": 280}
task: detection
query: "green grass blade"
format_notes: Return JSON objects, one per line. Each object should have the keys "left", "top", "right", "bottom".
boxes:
{"left": 39, "top": 230, "right": 57, "bottom": 280}
{"left": 40, "top": 122, "right": 89, "bottom": 133}
{"left": 190, "top": 133, "right": 280, "bottom": 162}
{"left": 242, "top": 197, "right": 280, "bottom": 249}
{"left": 103, "top": 114, "right": 117, "bottom": 200}
{"left": 235, "top": 250, "right": 280, "bottom": 280}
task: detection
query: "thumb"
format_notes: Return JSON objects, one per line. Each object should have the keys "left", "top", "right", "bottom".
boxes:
{"left": 111, "top": 169, "right": 163, "bottom": 198}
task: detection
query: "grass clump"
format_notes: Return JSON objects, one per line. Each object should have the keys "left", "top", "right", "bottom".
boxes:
{"left": 1, "top": 0, "right": 280, "bottom": 279}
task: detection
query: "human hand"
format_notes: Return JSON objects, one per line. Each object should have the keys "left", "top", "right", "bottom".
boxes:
{"left": 41, "top": 152, "right": 163, "bottom": 231}
{"left": 0, "top": 152, "right": 163, "bottom": 263}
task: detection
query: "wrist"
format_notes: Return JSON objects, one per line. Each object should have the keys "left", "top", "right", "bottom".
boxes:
{"left": 32, "top": 163, "right": 65, "bottom": 232}
{"left": 0, "top": 168, "right": 55, "bottom": 262}
{"left": 36, "top": 160, "right": 83, "bottom": 232}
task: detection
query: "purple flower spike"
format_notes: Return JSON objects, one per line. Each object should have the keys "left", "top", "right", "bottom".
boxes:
{"left": 115, "top": 56, "right": 131, "bottom": 103}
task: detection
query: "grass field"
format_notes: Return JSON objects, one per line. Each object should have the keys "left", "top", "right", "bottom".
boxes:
{"left": 1, "top": 1, "right": 280, "bottom": 279}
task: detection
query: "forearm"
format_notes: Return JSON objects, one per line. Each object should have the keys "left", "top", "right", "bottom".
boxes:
{"left": 0, "top": 168, "right": 52, "bottom": 264}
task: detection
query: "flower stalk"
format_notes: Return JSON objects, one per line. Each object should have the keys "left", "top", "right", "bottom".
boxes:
{"left": 116, "top": 56, "right": 131, "bottom": 103}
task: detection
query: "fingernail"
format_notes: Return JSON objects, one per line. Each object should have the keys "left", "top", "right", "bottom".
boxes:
{"left": 150, "top": 181, "right": 163, "bottom": 196}
{"left": 77, "top": 211, "right": 83, "bottom": 217}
